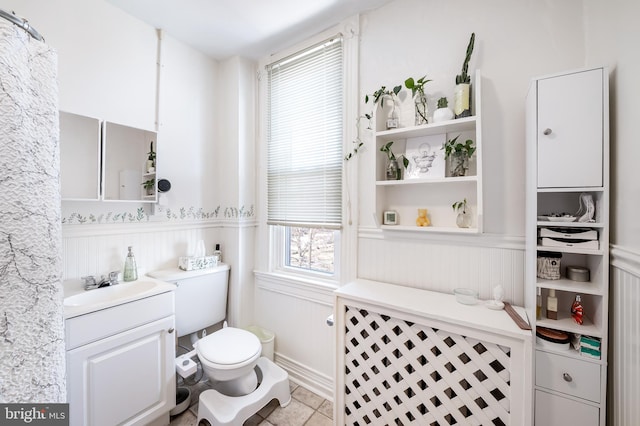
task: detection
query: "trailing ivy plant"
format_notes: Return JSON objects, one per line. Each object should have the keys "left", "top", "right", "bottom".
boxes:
{"left": 380, "top": 141, "right": 409, "bottom": 168}
{"left": 452, "top": 198, "right": 468, "bottom": 214}
{"left": 365, "top": 85, "right": 402, "bottom": 108}
{"left": 442, "top": 135, "right": 476, "bottom": 158}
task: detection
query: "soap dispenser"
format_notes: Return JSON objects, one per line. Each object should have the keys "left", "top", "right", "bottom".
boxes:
{"left": 123, "top": 246, "right": 138, "bottom": 282}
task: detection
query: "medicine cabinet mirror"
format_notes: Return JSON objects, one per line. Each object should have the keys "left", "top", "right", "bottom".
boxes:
{"left": 102, "top": 121, "right": 157, "bottom": 202}
{"left": 59, "top": 111, "right": 101, "bottom": 201}
{"left": 59, "top": 112, "right": 158, "bottom": 202}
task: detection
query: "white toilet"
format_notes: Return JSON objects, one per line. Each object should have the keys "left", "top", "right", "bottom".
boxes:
{"left": 148, "top": 264, "right": 291, "bottom": 425}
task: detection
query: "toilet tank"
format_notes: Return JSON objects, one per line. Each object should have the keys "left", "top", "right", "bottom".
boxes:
{"left": 148, "top": 264, "right": 230, "bottom": 337}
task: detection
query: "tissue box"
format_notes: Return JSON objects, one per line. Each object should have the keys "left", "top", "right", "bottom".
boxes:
{"left": 178, "top": 256, "right": 218, "bottom": 271}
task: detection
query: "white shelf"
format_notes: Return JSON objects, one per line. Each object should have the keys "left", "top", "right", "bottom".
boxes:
{"left": 376, "top": 176, "right": 477, "bottom": 186}
{"left": 536, "top": 278, "right": 603, "bottom": 296}
{"left": 375, "top": 116, "right": 477, "bottom": 140}
{"left": 537, "top": 187, "right": 605, "bottom": 193}
{"left": 536, "top": 221, "right": 604, "bottom": 228}
{"left": 380, "top": 225, "right": 480, "bottom": 234}
{"left": 536, "top": 312, "right": 602, "bottom": 338}
{"left": 536, "top": 245, "right": 604, "bottom": 256}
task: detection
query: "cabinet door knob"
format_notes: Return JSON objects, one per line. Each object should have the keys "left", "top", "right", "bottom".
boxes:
{"left": 543, "top": 128, "right": 552, "bottom": 135}
{"left": 562, "top": 373, "right": 573, "bottom": 382}
{"left": 168, "top": 328, "right": 175, "bottom": 334}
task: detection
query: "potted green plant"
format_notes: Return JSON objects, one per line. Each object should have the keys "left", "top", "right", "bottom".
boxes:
{"left": 442, "top": 135, "right": 475, "bottom": 177}
{"left": 454, "top": 32, "right": 475, "bottom": 118}
{"left": 433, "top": 97, "right": 454, "bottom": 123}
{"left": 141, "top": 178, "right": 155, "bottom": 196}
{"left": 405, "top": 75, "right": 432, "bottom": 125}
{"left": 366, "top": 85, "right": 402, "bottom": 129}
{"left": 452, "top": 198, "right": 472, "bottom": 228}
{"left": 380, "top": 141, "right": 409, "bottom": 180}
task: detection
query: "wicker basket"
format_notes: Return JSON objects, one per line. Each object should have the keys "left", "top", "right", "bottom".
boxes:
{"left": 537, "top": 251, "right": 562, "bottom": 280}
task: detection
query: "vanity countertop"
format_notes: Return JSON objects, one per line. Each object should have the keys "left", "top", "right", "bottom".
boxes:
{"left": 63, "top": 275, "right": 176, "bottom": 319}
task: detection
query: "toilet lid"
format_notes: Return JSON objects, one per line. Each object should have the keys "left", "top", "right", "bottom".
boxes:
{"left": 197, "top": 327, "right": 261, "bottom": 365}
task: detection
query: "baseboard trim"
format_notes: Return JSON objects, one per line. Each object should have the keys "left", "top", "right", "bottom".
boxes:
{"left": 274, "top": 353, "right": 333, "bottom": 402}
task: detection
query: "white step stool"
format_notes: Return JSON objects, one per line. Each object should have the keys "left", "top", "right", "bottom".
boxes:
{"left": 197, "top": 357, "right": 291, "bottom": 426}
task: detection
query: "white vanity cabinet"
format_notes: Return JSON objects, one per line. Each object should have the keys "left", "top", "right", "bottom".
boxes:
{"left": 66, "top": 292, "right": 176, "bottom": 426}
{"left": 525, "top": 67, "right": 609, "bottom": 426}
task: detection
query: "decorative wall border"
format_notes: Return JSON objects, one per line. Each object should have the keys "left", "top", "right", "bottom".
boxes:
{"left": 61, "top": 204, "right": 255, "bottom": 225}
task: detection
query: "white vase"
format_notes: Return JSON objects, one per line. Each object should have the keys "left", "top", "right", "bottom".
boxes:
{"left": 433, "top": 107, "right": 454, "bottom": 123}
{"left": 381, "top": 94, "right": 399, "bottom": 129}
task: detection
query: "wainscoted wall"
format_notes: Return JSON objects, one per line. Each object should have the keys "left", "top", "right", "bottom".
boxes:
{"left": 254, "top": 272, "right": 335, "bottom": 400}
{"left": 61, "top": 218, "right": 257, "bottom": 328}
{"left": 358, "top": 229, "right": 526, "bottom": 304}
{"left": 253, "top": 231, "right": 526, "bottom": 400}
{"left": 608, "top": 246, "right": 640, "bottom": 426}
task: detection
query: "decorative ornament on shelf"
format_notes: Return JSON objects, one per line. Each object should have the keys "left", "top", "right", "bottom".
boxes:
{"left": 416, "top": 208, "right": 431, "bottom": 227}
{"left": 146, "top": 141, "right": 156, "bottom": 173}
{"left": 571, "top": 294, "right": 584, "bottom": 325}
{"left": 486, "top": 285, "right": 505, "bottom": 310}
{"left": 443, "top": 135, "right": 475, "bottom": 177}
{"left": 380, "top": 141, "right": 408, "bottom": 180}
{"left": 433, "top": 97, "right": 454, "bottom": 123}
{"left": 366, "top": 85, "right": 402, "bottom": 129}
{"left": 452, "top": 198, "right": 472, "bottom": 228}
{"left": 454, "top": 32, "right": 475, "bottom": 119}
{"left": 404, "top": 75, "right": 432, "bottom": 126}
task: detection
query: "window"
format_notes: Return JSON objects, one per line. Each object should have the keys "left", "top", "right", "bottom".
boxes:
{"left": 266, "top": 37, "right": 343, "bottom": 276}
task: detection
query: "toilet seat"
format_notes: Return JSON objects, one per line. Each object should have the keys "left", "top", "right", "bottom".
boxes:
{"left": 196, "top": 327, "right": 261, "bottom": 370}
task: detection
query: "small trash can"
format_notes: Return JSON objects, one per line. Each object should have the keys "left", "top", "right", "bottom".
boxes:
{"left": 245, "top": 325, "right": 275, "bottom": 361}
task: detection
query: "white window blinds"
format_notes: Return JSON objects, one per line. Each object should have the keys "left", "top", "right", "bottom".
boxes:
{"left": 267, "top": 37, "right": 343, "bottom": 229}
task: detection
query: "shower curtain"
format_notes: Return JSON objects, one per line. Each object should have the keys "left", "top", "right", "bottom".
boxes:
{"left": 0, "top": 19, "right": 65, "bottom": 402}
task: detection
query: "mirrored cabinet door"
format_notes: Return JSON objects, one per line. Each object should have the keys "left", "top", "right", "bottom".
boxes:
{"left": 102, "top": 121, "right": 157, "bottom": 202}
{"left": 59, "top": 111, "right": 101, "bottom": 201}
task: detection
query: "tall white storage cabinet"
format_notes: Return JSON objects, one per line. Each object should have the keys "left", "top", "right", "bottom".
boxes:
{"left": 525, "top": 67, "right": 609, "bottom": 426}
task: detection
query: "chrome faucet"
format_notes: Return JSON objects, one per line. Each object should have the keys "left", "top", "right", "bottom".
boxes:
{"left": 82, "top": 271, "right": 119, "bottom": 290}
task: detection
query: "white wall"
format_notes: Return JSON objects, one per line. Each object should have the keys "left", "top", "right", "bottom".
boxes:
{"left": 582, "top": 1, "right": 640, "bottom": 424}
{"left": 2, "top": 0, "right": 255, "bottom": 340}
{"left": 356, "top": 0, "right": 586, "bottom": 300}
{"left": 252, "top": 0, "right": 589, "bottom": 397}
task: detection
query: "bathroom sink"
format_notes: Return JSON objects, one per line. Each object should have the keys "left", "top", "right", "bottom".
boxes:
{"left": 64, "top": 280, "right": 161, "bottom": 307}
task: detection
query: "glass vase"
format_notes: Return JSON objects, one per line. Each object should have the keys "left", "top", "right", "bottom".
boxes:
{"left": 386, "top": 158, "right": 401, "bottom": 180}
{"left": 456, "top": 212, "right": 472, "bottom": 228}
{"left": 414, "top": 92, "right": 428, "bottom": 126}
{"left": 448, "top": 151, "right": 469, "bottom": 177}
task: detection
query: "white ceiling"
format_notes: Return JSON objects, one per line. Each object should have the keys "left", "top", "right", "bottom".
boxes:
{"left": 106, "top": 0, "right": 393, "bottom": 60}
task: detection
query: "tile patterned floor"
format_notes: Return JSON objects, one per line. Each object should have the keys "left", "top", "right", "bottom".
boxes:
{"left": 169, "top": 379, "right": 332, "bottom": 426}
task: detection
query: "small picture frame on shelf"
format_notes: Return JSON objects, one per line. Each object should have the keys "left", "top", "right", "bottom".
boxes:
{"left": 383, "top": 210, "right": 398, "bottom": 225}
{"left": 404, "top": 134, "right": 446, "bottom": 179}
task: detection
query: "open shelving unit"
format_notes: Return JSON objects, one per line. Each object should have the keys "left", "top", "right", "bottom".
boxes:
{"left": 373, "top": 71, "right": 483, "bottom": 234}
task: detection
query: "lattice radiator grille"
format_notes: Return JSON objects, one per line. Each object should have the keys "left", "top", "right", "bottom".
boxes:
{"left": 343, "top": 306, "right": 512, "bottom": 425}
